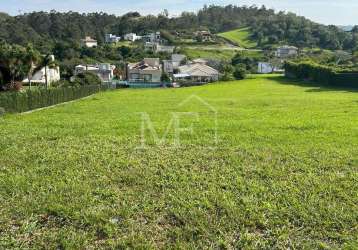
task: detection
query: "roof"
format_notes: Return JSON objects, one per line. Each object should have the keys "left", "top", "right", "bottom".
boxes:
{"left": 278, "top": 45, "right": 298, "bottom": 50}
{"left": 128, "top": 60, "right": 161, "bottom": 71}
{"left": 82, "top": 36, "right": 97, "bottom": 42}
{"left": 192, "top": 58, "right": 208, "bottom": 64}
{"left": 178, "top": 63, "right": 219, "bottom": 77}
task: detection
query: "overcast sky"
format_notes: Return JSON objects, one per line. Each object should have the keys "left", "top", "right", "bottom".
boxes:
{"left": 1, "top": 0, "right": 357, "bottom": 25}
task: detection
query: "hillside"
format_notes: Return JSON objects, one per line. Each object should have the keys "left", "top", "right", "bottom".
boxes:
{"left": 0, "top": 5, "right": 357, "bottom": 52}
{"left": 0, "top": 75, "right": 357, "bottom": 248}
{"left": 218, "top": 27, "right": 258, "bottom": 48}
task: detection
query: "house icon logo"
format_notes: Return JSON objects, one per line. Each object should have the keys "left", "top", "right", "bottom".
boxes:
{"left": 138, "top": 94, "right": 218, "bottom": 149}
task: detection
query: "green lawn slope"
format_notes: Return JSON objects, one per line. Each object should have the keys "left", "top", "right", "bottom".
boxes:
{"left": 0, "top": 75, "right": 357, "bottom": 249}
{"left": 218, "top": 27, "right": 258, "bottom": 48}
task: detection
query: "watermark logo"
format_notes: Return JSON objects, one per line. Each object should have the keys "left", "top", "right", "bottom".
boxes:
{"left": 138, "top": 95, "right": 218, "bottom": 149}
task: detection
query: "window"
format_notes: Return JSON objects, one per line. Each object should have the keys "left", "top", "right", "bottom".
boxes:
{"left": 143, "top": 74, "right": 152, "bottom": 82}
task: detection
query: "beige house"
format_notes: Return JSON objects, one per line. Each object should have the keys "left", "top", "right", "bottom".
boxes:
{"left": 81, "top": 36, "right": 98, "bottom": 48}
{"left": 174, "top": 63, "right": 219, "bottom": 83}
{"left": 127, "top": 58, "right": 162, "bottom": 83}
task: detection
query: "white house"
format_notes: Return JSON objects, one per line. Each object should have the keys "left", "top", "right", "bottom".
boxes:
{"left": 127, "top": 58, "right": 162, "bottom": 83}
{"left": 105, "top": 34, "right": 121, "bottom": 43}
{"left": 124, "top": 33, "right": 142, "bottom": 42}
{"left": 81, "top": 36, "right": 98, "bottom": 48}
{"left": 174, "top": 63, "right": 219, "bottom": 83}
{"left": 75, "top": 63, "right": 115, "bottom": 82}
{"left": 275, "top": 46, "right": 298, "bottom": 58}
{"left": 22, "top": 55, "right": 60, "bottom": 86}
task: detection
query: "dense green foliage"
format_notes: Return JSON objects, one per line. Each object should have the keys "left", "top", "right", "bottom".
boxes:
{"left": 285, "top": 61, "right": 358, "bottom": 87}
{"left": 73, "top": 72, "right": 102, "bottom": 86}
{"left": 0, "top": 84, "right": 107, "bottom": 113}
{"left": 0, "top": 5, "right": 357, "bottom": 51}
{"left": 0, "top": 76, "right": 357, "bottom": 248}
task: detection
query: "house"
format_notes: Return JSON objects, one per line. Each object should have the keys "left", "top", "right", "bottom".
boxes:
{"left": 145, "top": 42, "right": 175, "bottom": 53}
{"left": 162, "top": 60, "right": 174, "bottom": 74}
{"left": 127, "top": 58, "right": 162, "bottom": 83}
{"left": 81, "top": 36, "right": 98, "bottom": 48}
{"left": 123, "top": 33, "right": 142, "bottom": 42}
{"left": 143, "top": 32, "right": 162, "bottom": 43}
{"left": 74, "top": 63, "right": 115, "bottom": 82}
{"left": 275, "top": 46, "right": 298, "bottom": 58}
{"left": 195, "top": 31, "right": 212, "bottom": 42}
{"left": 174, "top": 63, "right": 219, "bottom": 83}
{"left": 162, "top": 54, "right": 187, "bottom": 74}
{"left": 172, "top": 54, "right": 186, "bottom": 69}
{"left": 105, "top": 34, "right": 121, "bottom": 43}
{"left": 22, "top": 55, "right": 60, "bottom": 86}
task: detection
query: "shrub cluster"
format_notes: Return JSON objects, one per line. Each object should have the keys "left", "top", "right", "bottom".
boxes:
{"left": 284, "top": 61, "right": 358, "bottom": 88}
{"left": 0, "top": 85, "right": 108, "bottom": 113}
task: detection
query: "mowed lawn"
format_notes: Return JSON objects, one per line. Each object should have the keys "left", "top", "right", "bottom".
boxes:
{"left": 0, "top": 76, "right": 357, "bottom": 249}
{"left": 218, "top": 27, "right": 258, "bottom": 48}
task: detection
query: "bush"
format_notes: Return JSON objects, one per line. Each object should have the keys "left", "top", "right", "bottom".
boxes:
{"left": 73, "top": 72, "right": 102, "bottom": 86}
{"left": 284, "top": 61, "right": 358, "bottom": 88}
{"left": 233, "top": 64, "right": 247, "bottom": 80}
{"left": 0, "top": 85, "right": 107, "bottom": 113}
{"left": 0, "top": 107, "right": 5, "bottom": 116}
{"left": 161, "top": 72, "right": 171, "bottom": 83}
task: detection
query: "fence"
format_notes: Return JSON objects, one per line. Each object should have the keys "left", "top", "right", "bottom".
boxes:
{"left": 0, "top": 84, "right": 109, "bottom": 114}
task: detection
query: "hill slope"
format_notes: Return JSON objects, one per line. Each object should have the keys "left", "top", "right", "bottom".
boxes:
{"left": 0, "top": 75, "right": 357, "bottom": 248}
{"left": 218, "top": 27, "right": 257, "bottom": 48}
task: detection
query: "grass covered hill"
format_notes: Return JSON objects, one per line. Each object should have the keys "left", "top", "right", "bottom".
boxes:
{"left": 0, "top": 75, "right": 357, "bottom": 248}
{"left": 0, "top": 5, "right": 357, "bottom": 52}
{"left": 218, "top": 27, "right": 258, "bottom": 48}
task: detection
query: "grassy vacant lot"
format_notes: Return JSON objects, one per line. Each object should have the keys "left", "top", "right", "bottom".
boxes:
{"left": 218, "top": 27, "right": 258, "bottom": 48}
{"left": 0, "top": 75, "right": 357, "bottom": 249}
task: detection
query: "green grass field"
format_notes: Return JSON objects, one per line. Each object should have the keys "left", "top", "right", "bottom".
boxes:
{"left": 182, "top": 47, "right": 237, "bottom": 61}
{"left": 0, "top": 75, "right": 357, "bottom": 249}
{"left": 218, "top": 27, "right": 258, "bottom": 48}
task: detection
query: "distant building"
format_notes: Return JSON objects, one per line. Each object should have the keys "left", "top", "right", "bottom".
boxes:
{"left": 275, "top": 46, "right": 298, "bottom": 58}
{"left": 123, "top": 33, "right": 142, "bottom": 42}
{"left": 81, "top": 36, "right": 98, "bottom": 48}
{"left": 75, "top": 63, "right": 115, "bottom": 82}
{"left": 162, "top": 54, "right": 187, "bottom": 74}
{"left": 143, "top": 32, "right": 162, "bottom": 43}
{"left": 127, "top": 58, "right": 162, "bottom": 83}
{"left": 22, "top": 55, "right": 60, "bottom": 86}
{"left": 195, "top": 31, "right": 212, "bottom": 42}
{"left": 145, "top": 42, "right": 175, "bottom": 53}
{"left": 192, "top": 58, "right": 208, "bottom": 65}
{"left": 174, "top": 63, "right": 219, "bottom": 83}
{"left": 105, "top": 34, "right": 121, "bottom": 43}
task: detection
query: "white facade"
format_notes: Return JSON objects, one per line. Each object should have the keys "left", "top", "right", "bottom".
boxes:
{"left": 105, "top": 34, "right": 121, "bottom": 43}
{"left": 75, "top": 63, "right": 115, "bottom": 82}
{"left": 124, "top": 33, "right": 142, "bottom": 42}
{"left": 81, "top": 36, "right": 98, "bottom": 48}
{"left": 22, "top": 55, "right": 60, "bottom": 86}
{"left": 275, "top": 46, "right": 298, "bottom": 58}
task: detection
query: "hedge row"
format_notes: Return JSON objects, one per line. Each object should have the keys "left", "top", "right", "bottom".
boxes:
{"left": 0, "top": 85, "right": 109, "bottom": 113}
{"left": 284, "top": 61, "right": 358, "bottom": 88}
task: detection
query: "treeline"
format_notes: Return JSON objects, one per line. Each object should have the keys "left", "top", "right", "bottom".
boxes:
{"left": 0, "top": 5, "right": 357, "bottom": 51}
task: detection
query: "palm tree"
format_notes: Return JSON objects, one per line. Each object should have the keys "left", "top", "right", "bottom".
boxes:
{"left": 33, "top": 54, "right": 59, "bottom": 89}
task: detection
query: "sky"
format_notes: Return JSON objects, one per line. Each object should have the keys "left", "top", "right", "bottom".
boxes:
{"left": 0, "top": 0, "right": 358, "bottom": 25}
